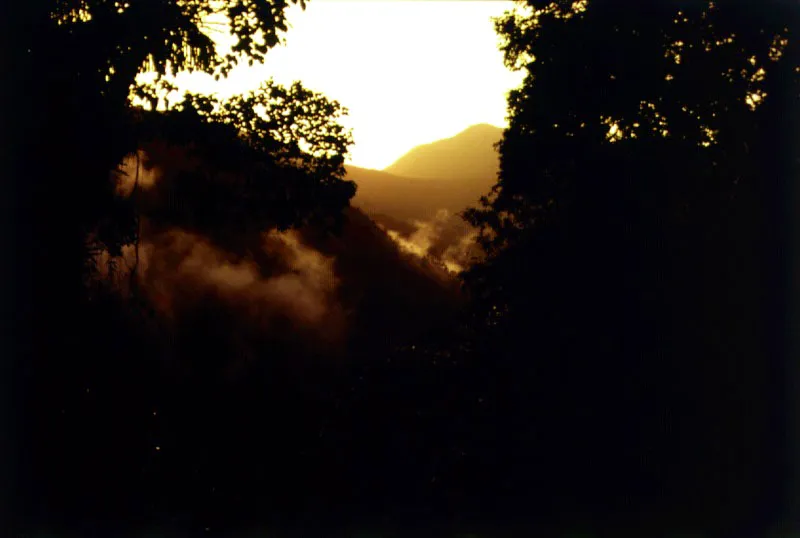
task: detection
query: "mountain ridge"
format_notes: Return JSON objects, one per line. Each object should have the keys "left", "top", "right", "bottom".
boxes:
{"left": 346, "top": 123, "right": 504, "bottom": 222}
{"left": 382, "top": 123, "right": 503, "bottom": 181}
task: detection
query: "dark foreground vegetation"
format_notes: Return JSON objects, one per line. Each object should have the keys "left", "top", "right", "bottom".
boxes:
{"left": 5, "top": 1, "right": 799, "bottom": 537}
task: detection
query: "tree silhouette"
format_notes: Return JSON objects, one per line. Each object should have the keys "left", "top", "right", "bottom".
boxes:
{"left": 11, "top": 0, "right": 355, "bottom": 360}
{"left": 462, "top": 1, "right": 798, "bottom": 535}
{"left": 10, "top": 2, "right": 357, "bottom": 533}
{"left": 127, "top": 83, "right": 354, "bottom": 245}
{"left": 19, "top": 0, "right": 350, "bottom": 278}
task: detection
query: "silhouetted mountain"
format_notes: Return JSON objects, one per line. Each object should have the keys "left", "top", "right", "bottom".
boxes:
{"left": 298, "top": 206, "right": 464, "bottom": 354}
{"left": 383, "top": 123, "right": 503, "bottom": 180}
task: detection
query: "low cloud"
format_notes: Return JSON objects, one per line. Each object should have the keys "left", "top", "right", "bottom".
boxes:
{"left": 383, "top": 209, "right": 481, "bottom": 274}
{"left": 95, "top": 152, "right": 349, "bottom": 370}
{"left": 148, "top": 228, "right": 341, "bottom": 332}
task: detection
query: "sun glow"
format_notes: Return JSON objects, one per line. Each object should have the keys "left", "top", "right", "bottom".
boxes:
{"left": 164, "top": 1, "right": 523, "bottom": 169}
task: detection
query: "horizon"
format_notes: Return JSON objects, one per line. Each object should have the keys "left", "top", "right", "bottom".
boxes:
{"left": 349, "top": 121, "right": 504, "bottom": 172}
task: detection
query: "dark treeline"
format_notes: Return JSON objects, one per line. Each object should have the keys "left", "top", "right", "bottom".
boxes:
{"left": 5, "top": 1, "right": 800, "bottom": 537}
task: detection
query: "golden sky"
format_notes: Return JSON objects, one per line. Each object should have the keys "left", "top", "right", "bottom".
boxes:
{"left": 171, "top": 0, "right": 523, "bottom": 170}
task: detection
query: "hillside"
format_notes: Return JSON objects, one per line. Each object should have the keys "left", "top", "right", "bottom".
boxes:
{"left": 348, "top": 165, "right": 495, "bottom": 223}
{"left": 297, "top": 206, "right": 464, "bottom": 354}
{"left": 383, "top": 123, "right": 503, "bottom": 180}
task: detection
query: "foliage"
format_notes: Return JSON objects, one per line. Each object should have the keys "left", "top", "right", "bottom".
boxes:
{"left": 467, "top": 0, "right": 794, "bottom": 259}
{"left": 126, "top": 82, "right": 355, "bottom": 244}
{"left": 460, "top": 0, "right": 798, "bottom": 532}
{"left": 463, "top": 0, "right": 798, "bottom": 331}
{"left": 47, "top": 0, "right": 305, "bottom": 100}
{"left": 12, "top": 4, "right": 357, "bottom": 528}
{"left": 14, "top": 0, "right": 355, "bottom": 286}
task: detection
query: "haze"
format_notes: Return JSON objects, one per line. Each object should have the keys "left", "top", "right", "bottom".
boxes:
{"left": 171, "top": 0, "right": 523, "bottom": 169}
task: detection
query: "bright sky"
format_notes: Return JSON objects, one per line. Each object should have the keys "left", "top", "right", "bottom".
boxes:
{"left": 172, "top": 0, "right": 523, "bottom": 170}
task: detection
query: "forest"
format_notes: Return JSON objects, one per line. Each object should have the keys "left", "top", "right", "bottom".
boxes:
{"left": 4, "top": 1, "right": 800, "bottom": 537}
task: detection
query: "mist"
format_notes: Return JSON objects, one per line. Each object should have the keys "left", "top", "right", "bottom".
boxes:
{"left": 94, "top": 150, "right": 464, "bottom": 378}
{"left": 382, "top": 208, "right": 482, "bottom": 274}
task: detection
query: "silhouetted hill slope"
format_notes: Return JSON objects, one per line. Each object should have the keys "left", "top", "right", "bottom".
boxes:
{"left": 383, "top": 123, "right": 503, "bottom": 180}
{"left": 348, "top": 165, "right": 495, "bottom": 222}
{"left": 298, "top": 206, "right": 463, "bottom": 354}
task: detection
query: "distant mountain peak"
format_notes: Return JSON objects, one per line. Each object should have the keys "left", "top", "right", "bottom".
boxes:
{"left": 383, "top": 124, "right": 504, "bottom": 180}
{"left": 461, "top": 123, "right": 503, "bottom": 134}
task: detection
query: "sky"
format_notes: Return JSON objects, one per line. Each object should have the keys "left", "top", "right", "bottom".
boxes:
{"left": 171, "top": 0, "right": 524, "bottom": 170}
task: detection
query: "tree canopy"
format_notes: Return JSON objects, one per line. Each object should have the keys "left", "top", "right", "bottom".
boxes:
{"left": 468, "top": 0, "right": 795, "bottom": 256}
{"left": 11, "top": 5, "right": 358, "bottom": 528}
{"left": 13, "top": 0, "right": 356, "bottom": 290}
{"left": 460, "top": 0, "right": 798, "bottom": 533}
